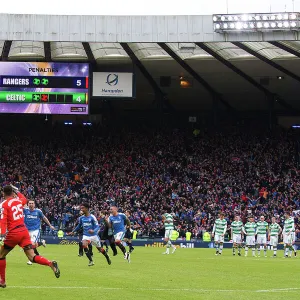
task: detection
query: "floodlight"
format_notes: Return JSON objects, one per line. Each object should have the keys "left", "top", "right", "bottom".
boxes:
{"left": 250, "top": 23, "right": 255, "bottom": 28}
{"left": 284, "top": 21, "right": 289, "bottom": 27}
{"left": 242, "top": 15, "right": 248, "bottom": 21}
{"left": 236, "top": 22, "right": 242, "bottom": 29}
{"left": 215, "top": 24, "right": 221, "bottom": 29}
{"left": 270, "top": 15, "right": 276, "bottom": 20}
{"left": 243, "top": 23, "right": 248, "bottom": 29}
{"left": 255, "top": 16, "right": 260, "bottom": 20}
{"left": 223, "top": 23, "right": 228, "bottom": 29}
{"left": 277, "top": 14, "right": 283, "bottom": 20}
{"left": 213, "top": 16, "right": 218, "bottom": 21}
{"left": 284, "top": 14, "right": 289, "bottom": 19}
{"left": 230, "top": 23, "right": 235, "bottom": 29}
{"left": 291, "top": 13, "right": 297, "bottom": 19}
{"left": 234, "top": 16, "right": 239, "bottom": 21}
{"left": 257, "top": 22, "right": 262, "bottom": 28}
{"left": 277, "top": 22, "right": 283, "bottom": 27}
{"left": 264, "top": 22, "right": 269, "bottom": 28}
{"left": 271, "top": 22, "right": 276, "bottom": 28}
{"left": 262, "top": 16, "right": 268, "bottom": 20}
{"left": 228, "top": 16, "right": 233, "bottom": 21}
{"left": 221, "top": 16, "right": 226, "bottom": 21}
{"left": 291, "top": 21, "right": 297, "bottom": 27}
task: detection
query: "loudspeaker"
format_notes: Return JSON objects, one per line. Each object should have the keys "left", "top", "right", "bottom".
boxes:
{"left": 160, "top": 76, "right": 171, "bottom": 87}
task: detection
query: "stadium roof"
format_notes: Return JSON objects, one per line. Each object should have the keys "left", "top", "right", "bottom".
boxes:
{"left": 1, "top": 40, "right": 300, "bottom": 112}
{"left": 1, "top": 41, "right": 298, "bottom": 62}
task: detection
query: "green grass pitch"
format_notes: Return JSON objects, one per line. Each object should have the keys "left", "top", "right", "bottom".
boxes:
{"left": 1, "top": 245, "right": 300, "bottom": 300}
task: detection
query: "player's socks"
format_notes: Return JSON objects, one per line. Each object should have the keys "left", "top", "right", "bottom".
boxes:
{"left": 110, "top": 242, "right": 118, "bottom": 255}
{"left": 99, "top": 248, "right": 111, "bottom": 265}
{"left": 215, "top": 243, "right": 219, "bottom": 255}
{"left": 116, "top": 241, "right": 126, "bottom": 255}
{"left": 79, "top": 242, "right": 83, "bottom": 256}
{"left": 84, "top": 248, "right": 93, "bottom": 262}
{"left": 257, "top": 246, "right": 260, "bottom": 257}
{"left": 273, "top": 247, "right": 277, "bottom": 256}
{"left": 252, "top": 247, "right": 256, "bottom": 257}
{"left": 127, "top": 242, "right": 133, "bottom": 251}
{"left": 32, "top": 255, "right": 51, "bottom": 266}
{"left": 219, "top": 244, "right": 223, "bottom": 254}
{"left": 232, "top": 246, "right": 236, "bottom": 255}
{"left": 0, "top": 258, "right": 6, "bottom": 284}
{"left": 88, "top": 244, "right": 93, "bottom": 256}
{"left": 245, "top": 246, "right": 248, "bottom": 256}
{"left": 264, "top": 247, "right": 267, "bottom": 257}
{"left": 238, "top": 246, "right": 241, "bottom": 255}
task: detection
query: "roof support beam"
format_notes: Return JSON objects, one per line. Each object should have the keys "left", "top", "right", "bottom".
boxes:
{"left": 1, "top": 41, "right": 12, "bottom": 61}
{"left": 233, "top": 42, "right": 300, "bottom": 83}
{"left": 82, "top": 42, "right": 96, "bottom": 64}
{"left": 120, "top": 43, "right": 173, "bottom": 112}
{"left": 268, "top": 41, "right": 300, "bottom": 58}
{"left": 44, "top": 42, "right": 51, "bottom": 61}
{"left": 196, "top": 42, "right": 297, "bottom": 112}
{"left": 158, "top": 43, "right": 234, "bottom": 111}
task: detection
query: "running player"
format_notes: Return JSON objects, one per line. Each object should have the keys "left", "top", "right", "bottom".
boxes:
{"left": 123, "top": 211, "right": 134, "bottom": 253}
{"left": 243, "top": 216, "right": 257, "bottom": 257}
{"left": 212, "top": 212, "right": 227, "bottom": 256}
{"left": 268, "top": 217, "right": 282, "bottom": 257}
{"left": 76, "top": 211, "right": 93, "bottom": 258}
{"left": 282, "top": 212, "right": 295, "bottom": 258}
{"left": 108, "top": 206, "right": 131, "bottom": 262}
{"left": 0, "top": 185, "right": 60, "bottom": 288}
{"left": 256, "top": 216, "right": 268, "bottom": 257}
{"left": 24, "top": 200, "right": 55, "bottom": 265}
{"left": 98, "top": 210, "right": 117, "bottom": 256}
{"left": 231, "top": 216, "right": 243, "bottom": 256}
{"left": 162, "top": 211, "right": 176, "bottom": 255}
{"left": 69, "top": 203, "right": 111, "bottom": 266}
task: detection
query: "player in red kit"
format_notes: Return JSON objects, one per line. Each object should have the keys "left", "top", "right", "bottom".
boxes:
{"left": 0, "top": 185, "right": 60, "bottom": 288}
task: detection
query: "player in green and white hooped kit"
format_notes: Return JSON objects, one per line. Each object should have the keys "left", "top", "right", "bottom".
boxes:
{"left": 256, "top": 216, "right": 268, "bottom": 257}
{"left": 243, "top": 216, "right": 257, "bottom": 257}
{"left": 212, "top": 213, "right": 227, "bottom": 255}
{"left": 162, "top": 212, "right": 176, "bottom": 255}
{"left": 231, "top": 216, "right": 243, "bottom": 256}
{"left": 268, "top": 217, "right": 282, "bottom": 257}
{"left": 282, "top": 212, "right": 295, "bottom": 258}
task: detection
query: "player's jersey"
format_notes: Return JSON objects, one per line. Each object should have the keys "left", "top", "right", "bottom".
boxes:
{"left": 283, "top": 217, "right": 295, "bottom": 234}
{"left": 74, "top": 214, "right": 99, "bottom": 237}
{"left": 109, "top": 213, "right": 126, "bottom": 234}
{"left": 24, "top": 208, "right": 44, "bottom": 231}
{"left": 269, "top": 223, "right": 281, "bottom": 236}
{"left": 256, "top": 221, "right": 268, "bottom": 235}
{"left": 213, "top": 218, "right": 227, "bottom": 235}
{"left": 0, "top": 192, "right": 27, "bottom": 233}
{"left": 243, "top": 222, "right": 257, "bottom": 236}
{"left": 231, "top": 221, "right": 243, "bottom": 234}
{"left": 163, "top": 213, "right": 174, "bottom": 230}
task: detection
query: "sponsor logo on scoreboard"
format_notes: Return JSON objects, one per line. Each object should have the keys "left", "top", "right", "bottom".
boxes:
{"left": 93, "top": 72, "right": 134, "bottom": 98}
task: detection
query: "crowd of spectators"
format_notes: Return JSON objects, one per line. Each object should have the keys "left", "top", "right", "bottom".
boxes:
{"left": 1, "top": 124, "right": 300, "bottom": 240}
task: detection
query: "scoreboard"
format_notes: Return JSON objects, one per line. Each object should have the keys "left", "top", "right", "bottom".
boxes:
{"left": 0, "top": 62, "right": 89, "bottom": 115}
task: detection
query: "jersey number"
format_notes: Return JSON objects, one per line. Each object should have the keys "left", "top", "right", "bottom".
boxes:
{"left": 12, "top": 204, "right": 23, "bottom": 221}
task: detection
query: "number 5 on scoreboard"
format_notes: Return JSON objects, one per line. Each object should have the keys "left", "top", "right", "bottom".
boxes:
{"left": 76, "top": 80, "right": 82, "bottom": 87}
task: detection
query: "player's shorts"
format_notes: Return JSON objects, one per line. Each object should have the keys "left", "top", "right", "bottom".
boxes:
{"left": 214, "top": 234, "right": 224, "bottom": 243}
{"left": 256, "top": 234, "right": 267, "bottom": 245}
{"left": 283, "top": 234, "right": 293, "bottom": 245}
{"left": 114, "top": 231, "right": 125, "bottom": 241}
{"left": 29, "top": 229, "right": 40, "bottom": 243}
{"left": 270, "top": 236, "right": 278, "bottom": 247}
{"left": 124, "top": 229, "right": 133, "bottom": 240}
{"left": 246, "top": 236, "right": 256, "bottom": 246}
{"left": 4, "top": 228, "right": 32, "bottom": 249}
{"left": 164, "top": 229, "right": 173, "bottom": 239}
{"left": 82, "top": 235, "right": 101, "bottom": 247}
{"left": 99, "top": 228, "right": 109, "bottom": 240}
{"left": 232, "top": 234, "right": 242, "bottom": 243}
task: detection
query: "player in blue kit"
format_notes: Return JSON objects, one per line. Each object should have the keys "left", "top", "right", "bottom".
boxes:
{"left": 24, "top": 200, "right": 55, "bottom": 265}
{"left": 69, "top": 203, "right": 111, "bottom": 266}
{"left": 108, "top": 206, "right": 131, "bottom": 263}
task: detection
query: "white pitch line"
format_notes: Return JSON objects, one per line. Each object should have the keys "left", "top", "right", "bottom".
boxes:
{"left": 7, "top": 286, "right": 300, "bottom": 293}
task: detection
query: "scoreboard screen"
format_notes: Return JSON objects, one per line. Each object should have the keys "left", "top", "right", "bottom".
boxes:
{"left": 0, "top": 62, "right": 89, "bottom": 115}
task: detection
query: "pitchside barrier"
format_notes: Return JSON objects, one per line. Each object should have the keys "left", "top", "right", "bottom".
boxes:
{"left": 43, "top": 236, "right": 299, "bottom": 250}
